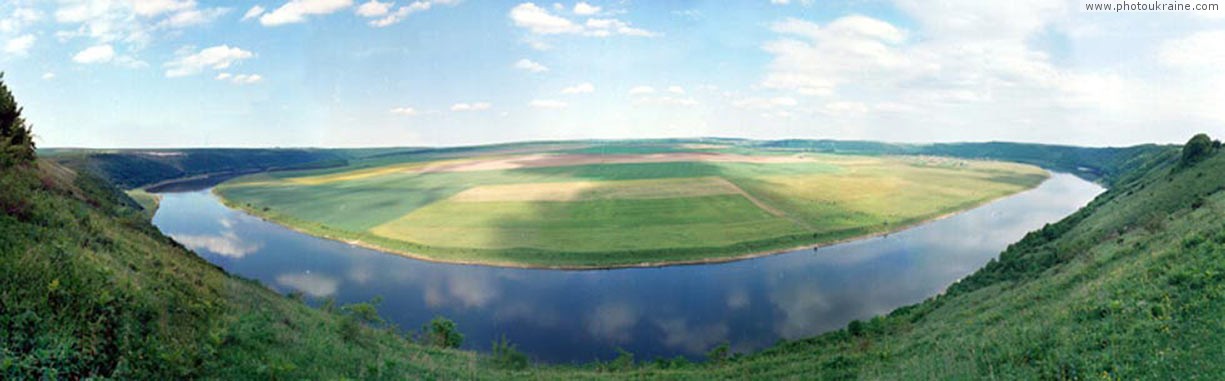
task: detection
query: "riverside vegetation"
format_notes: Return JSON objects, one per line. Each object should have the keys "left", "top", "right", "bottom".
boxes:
{"left": 4, "top": 73, "right": 1225, "bottom": 378}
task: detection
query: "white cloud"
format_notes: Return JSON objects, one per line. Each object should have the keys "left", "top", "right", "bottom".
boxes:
{"left": 390, "top": 106, "right": 419, "bottom": 115}
{"left": 356, "top": 0, "right": 392, "bottom": 17}
{"left": 628, "top": 85, "right": 655, "bottom": 95}
{"left": 514, "top": 58, "right": 549, "bottom": 72}
{"left": 260, "top": 0, "right": 353, "bottom": 26}
{"left": 509, "top": 2, "right": 654, "bottom": 37}
{"left": 573, "top": 1, "right": 600, "bottom": 15}
{"left": 129, "top": 0, "right": 194, "bottom": 17}
{"left": 1159, "top": 30, "right": 1225, "bottom": 68}
{"left": 215, "top": 72, "right": 262, "bottom": 85}
{"left": 164, "top": 45, "right": 255, "bottom": 77}
{"left": 54, "top": 0, "right": 227, "bottom": 48}
{"left": 732, "top": 96, "right": 797, "bottom": 110}
{"left": 529, "top": 99, "right": 568, "bottom": 108}
{"left": 667, "top": 85, "right": 685, "bottom": 94}
{"left": 242, "top": 5, "right": 266, "bottom": 20}
{"left": 3, "top": 34, "right": 35, "bottom": 56}
{"left": 561, "top": 82, "right": 595, "bottom": 94}
{"left": 368, "top": 1, "right": 449, "bottom": 27}
{"left": 510, "top": 2, "right": 581, "bottom": 34}
{"left": 72, "top": 44, "right": 115, "bottom": 64}
{"left": 451, "top": 102, "right": 491, "bottom": 111}
{"left": 41, "top": 72, "right": 56, "bottom": 80}
{"left": 158, "top": 8, "right": 229, "bottom": 28}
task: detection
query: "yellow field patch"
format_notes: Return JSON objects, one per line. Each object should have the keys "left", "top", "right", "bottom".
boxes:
{"left": 448, "top": 176, "right": 741, "bottom": 202}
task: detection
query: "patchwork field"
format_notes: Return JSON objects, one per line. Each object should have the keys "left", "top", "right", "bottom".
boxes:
{"left": 214, "top": 143, "right": 1049, "bottom": 268}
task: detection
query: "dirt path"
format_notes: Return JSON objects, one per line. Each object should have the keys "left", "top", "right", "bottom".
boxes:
{"left": 711, "top": 177, "right": 817, "bottom": 230}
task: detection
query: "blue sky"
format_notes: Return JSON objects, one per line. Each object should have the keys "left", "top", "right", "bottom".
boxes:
{"left": 0, "top": 0, "right": 1223, "bottom": 148}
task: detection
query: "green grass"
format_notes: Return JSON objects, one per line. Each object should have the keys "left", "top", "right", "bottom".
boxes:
{"left": 124, "top": 189, "right": 160, "bottom": 218}
{"left": 214, "top": 147, "right": 1047, "bottom": 268}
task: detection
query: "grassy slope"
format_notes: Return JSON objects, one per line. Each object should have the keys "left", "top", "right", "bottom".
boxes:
{"left": 215, "top": 153, "right": 1045, "bottom": 268}
{"left": 0, "top": 161, "right": 487, "bottom": 379}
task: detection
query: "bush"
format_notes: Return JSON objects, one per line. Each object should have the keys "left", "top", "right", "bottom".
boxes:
{"left": 490, "top": 335, "right": 528, "bottom": 370}
{"left": 706, "top": 342, "right": 730, "bottom": 365}
{"left": 1181, "top": 133, "right": 1213, "bottom": 166}
{"left": 424, "top": 316, "right": 463, "bottom": 349}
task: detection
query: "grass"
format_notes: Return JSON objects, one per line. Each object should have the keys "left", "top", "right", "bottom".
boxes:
{"left": 214, "top": 146, "right": 1048, "bottom": 268}
{"left": 124, "top": 188, "right": 161, "bottom": 218}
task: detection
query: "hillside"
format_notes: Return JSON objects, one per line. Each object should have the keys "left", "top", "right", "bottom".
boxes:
{"left": 4, "top": 133, "right": 1223, "bottom": 379}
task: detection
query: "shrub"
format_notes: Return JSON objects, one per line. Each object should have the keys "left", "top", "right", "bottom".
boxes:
{"left": 706, "top": 342, "right": 730, "bottom": 365}
{"left": 1181, "top": 133, "right": 1213, "bottom": 167}
{"left": 490, "top": 335, "right": 528, "bottom": 370}
{"left": 424, "top": 316, "right": 463, "bottom": 349}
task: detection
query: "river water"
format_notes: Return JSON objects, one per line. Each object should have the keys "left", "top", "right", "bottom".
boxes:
{"left": 150, "top": 173, "right": 1102, "bottom": 363}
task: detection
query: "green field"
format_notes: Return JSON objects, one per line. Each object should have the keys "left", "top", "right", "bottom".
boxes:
{"left": 214, "top": 145, "right": 1049, "bottom": 267}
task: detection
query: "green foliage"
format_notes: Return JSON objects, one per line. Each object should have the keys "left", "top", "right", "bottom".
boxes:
{"left": 490, "top": 335, "right": 528, "bottom": 370}
{"left": 423, "top": 316, "right": 463, "bottom": 349}
{"left": 0, "top": 73, "right": 36, "bottom": 168}
{"left": 706, "top": 342, "right": 730, "bottom": 364}
{"left": 1181, "top": 133, "right": 1214, "bottom": 166}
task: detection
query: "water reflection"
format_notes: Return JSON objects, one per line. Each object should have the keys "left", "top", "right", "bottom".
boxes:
{"left": 151, "top": 173, "right": 1102, "bottom": 363}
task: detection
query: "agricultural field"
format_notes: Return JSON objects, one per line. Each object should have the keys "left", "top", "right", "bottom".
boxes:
{"left": 214, "top": 143, "right": 1049, "bottom": 268}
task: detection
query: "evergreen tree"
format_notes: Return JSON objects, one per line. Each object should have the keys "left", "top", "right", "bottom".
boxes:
{"left": 0, "top": 73, "right": 36, "bottom": 167}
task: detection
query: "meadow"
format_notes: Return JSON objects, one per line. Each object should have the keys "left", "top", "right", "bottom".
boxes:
{"left": 214, "top": 144, "right": 1049, "bottom": 268}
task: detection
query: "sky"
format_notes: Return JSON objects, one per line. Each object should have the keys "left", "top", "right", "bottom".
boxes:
{"left": 0, "top": 0, "right": 1223, "bottom": 148}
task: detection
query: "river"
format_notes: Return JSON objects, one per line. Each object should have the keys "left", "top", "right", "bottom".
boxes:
{"left": 150, "top": 172, "right": 1102, "bottom": 363}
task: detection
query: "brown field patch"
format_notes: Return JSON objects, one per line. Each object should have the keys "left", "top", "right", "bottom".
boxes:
{"left": 448, "top": 176, "right": 742, "bottom": 202}
{"left": 432, "top": 152, "right": 816, "bottom": 173}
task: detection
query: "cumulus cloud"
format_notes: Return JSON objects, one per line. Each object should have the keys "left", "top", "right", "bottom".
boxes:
{"left": 572, "top": 1, "right": 600, "bottom": 15}
{"left": 72, "top": 44, "right": 115, "bottom": 64}
{"left": 509, "top": 2, "right": 654, "bottom": 37}
{"left": 451, "top": 102, "right": 491, "bottom": 111}
{"left": 355, "top": 0, "right": 392, "bottom": 17}
{"left": 54, "top": 0, "right": 227, "bottom": 49}
{"left": 561, "top": 82, "right": 595, "bottom": 94}
{"left": 3, "top": 34, "right": 35, "bottom": 56}
{"left": 260, "top": 0, "right": 353, "bottom": 26}
{"left": 529, "top": 99, "right": 568, "bottom": 108}
{"left": 242, "top": 5, "right": 266, "bottom": 20}
{"left": 362, "top": 0, "right": 459, "bottom": 27}
{"left": 666, "top": 85, "right": 685, "bottom": 94}
{"left": 514, "top": 58, "right": 549, "bottom": 72}
{"left": 215, "top": 72, "right": 262, "bottom": 85}
{"left": 165, "top": 45, "right": 254, "bottom": 77}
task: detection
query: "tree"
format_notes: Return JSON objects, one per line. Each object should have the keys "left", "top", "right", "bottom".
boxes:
{"left": 0, "top": 72, "right": 36, "bottom": 167}
{"left": 1181, "top": 133, "right": 1213, "bottom": 167}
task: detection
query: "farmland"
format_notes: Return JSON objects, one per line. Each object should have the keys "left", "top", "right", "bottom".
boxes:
{"left": 214, "top": 143, "right": 1049, "bottom": 268}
